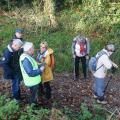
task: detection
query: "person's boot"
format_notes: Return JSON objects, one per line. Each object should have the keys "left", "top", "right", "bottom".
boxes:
{"left": 74, "top": 76, "right": 79, "bottom": 81}
{"left": 97, "top": 99, "right": 107, "bottom": 104}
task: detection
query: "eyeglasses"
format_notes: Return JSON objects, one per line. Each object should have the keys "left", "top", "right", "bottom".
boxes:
{"left": 40, "top": 46, "right": 46, "bottom": 49}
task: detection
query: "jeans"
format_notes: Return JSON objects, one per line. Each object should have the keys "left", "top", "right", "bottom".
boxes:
{"left": 12, "top": 73, "right": 22, "bottom": 100}
{"left": 94, "top": 77, "right": 105, "bottom": 100}
{"left": 29, "top": 84, "right": 39, "bottom": 104}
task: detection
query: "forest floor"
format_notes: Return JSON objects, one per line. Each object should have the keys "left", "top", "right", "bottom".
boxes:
{"left": 0, "top": 68, "right": 120, "bottom": 114}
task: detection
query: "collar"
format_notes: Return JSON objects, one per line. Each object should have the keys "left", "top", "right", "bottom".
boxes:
{"left": 7, "top": 44, "right": 14, "bottom": 52}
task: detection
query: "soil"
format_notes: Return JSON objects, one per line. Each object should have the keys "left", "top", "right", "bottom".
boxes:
{"left": 0, "top": 68, "right": 120, "bottom": 113}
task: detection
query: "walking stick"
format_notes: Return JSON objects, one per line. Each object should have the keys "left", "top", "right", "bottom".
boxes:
{"left": 73, "top": 57, "right": 76, "bottom": 80}
{"left": 103, "top": 74, "right": 113, "bottom": 96}
{"left": 86, "top": 55, "right": 89, "bottom": 78}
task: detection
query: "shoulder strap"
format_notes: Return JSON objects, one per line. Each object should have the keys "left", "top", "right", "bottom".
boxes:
{"left": 95, "top": 51, "right": 108, "bottom": 71}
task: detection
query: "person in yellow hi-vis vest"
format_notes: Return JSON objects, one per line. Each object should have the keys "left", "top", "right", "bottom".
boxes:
{"left": 19, "top": 42, "right": 45, "bottom": 105}
{"left": 36, "top": 41, "right": 54, "bottom": 103}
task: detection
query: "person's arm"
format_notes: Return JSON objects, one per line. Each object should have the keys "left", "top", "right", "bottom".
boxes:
{"left": 102, "top": 55, "right": 113, "bottom": 69}
{"left": 86, "top": 38, "right": 90, "bottom": 55}
{"left": 72, "top": 38, "right": 77, "bottom": 58}
{"left": 22, "top": 58, "right": 43, "bottom": 77}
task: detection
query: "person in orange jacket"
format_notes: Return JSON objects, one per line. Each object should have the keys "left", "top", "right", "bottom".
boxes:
{"left": 36, "top": 41, "right": 54, "bottom": 102}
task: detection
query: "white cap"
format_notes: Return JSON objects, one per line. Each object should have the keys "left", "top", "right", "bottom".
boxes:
{"left": 23, "top": 42, "right": 33, "bottom": 52}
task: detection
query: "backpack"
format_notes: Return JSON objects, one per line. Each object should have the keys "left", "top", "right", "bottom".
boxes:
{"left": 79, "top": 41, "right": 87, "bottom": 55}
{"left": 73, "top": 36, "right": 87, "bottom": 56}
{"left": 50, "top": 53, "right": 55, "bottom": 70}
{"left": 89, "top": 51, "right": 107, "bottom": 73}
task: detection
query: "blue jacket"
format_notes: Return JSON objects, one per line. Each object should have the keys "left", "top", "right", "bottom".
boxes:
{"left": 21, "top": 57, "right": 42, "bottom": 77}
{"left": 0, "top": 45, "right": 23, "bottom": 79}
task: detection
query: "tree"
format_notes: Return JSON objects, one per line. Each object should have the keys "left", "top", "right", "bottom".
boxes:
{"left": 43, "top": 0, "right": 58, "bottom": 28}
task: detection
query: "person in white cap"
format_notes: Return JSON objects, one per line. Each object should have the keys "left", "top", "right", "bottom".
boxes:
{"left": 19, "top": 42, "right": 45, "bottom": 105}
{"left": 93, "top": 44, "right": 118, "bottom": 104}
{"left": 0, "top": 39, "right": 23, "bottom": 102}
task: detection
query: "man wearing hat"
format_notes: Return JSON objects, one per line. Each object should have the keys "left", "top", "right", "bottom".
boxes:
{"left": 11, "top": 28, "right": 24, "bottom": 42}
{"left": 93, "top": 44, "right": 118, "bottom": 104}
{"left": 72, "top": 35, "right": 90, "bottom": 81}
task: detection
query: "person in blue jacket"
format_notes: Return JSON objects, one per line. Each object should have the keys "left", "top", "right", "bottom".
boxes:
{"left": 20, "top": 42, "right": 45, "bottom": 104}
{"left": 12, "top": 28, "right": 24, "bottom": 41}
{"left": 0, "top": 39, "right": 23, "bottom": 102}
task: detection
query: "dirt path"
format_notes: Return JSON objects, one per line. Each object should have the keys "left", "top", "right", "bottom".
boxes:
{"left": 0, "top": 69, "right": 120, "bottom": 112}
{"left": 51, "top": 72, "right": 120, "bottom": 112}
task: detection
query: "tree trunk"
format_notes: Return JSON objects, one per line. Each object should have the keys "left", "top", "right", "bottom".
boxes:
{"left": 43, "top": 0, "right": 58, "bottom": 28}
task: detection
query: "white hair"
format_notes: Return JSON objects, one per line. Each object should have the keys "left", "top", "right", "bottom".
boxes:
{"left": 12, "top": 39, "right": 23, "bottom": 46}
{"left": 23, "top": 42, "right": 33, "bottom": 52}
{"left": 106, "top": 44, "right": 115, "bottom": 52}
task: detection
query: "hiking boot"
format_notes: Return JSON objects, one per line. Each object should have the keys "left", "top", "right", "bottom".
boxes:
{"left": 93, "top": 94, "right": 98, "bottom": 99}
{"left": 74, "top": 76, "right": 79, "bottom": 81}
{"left": 97, "top": 99, "right": 107, "bottom": 105}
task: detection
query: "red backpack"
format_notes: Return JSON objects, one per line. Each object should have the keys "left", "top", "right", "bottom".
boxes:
{"left": 79, "top": 41, "right": 87, "bottom": 55}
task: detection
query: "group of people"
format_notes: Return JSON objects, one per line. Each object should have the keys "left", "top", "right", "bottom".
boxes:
{"left": 0, "top": 29, "right": 54, "bottom": 105}
{"left": 72, "top": 35, "right": 118, "bottom": 104}
{"left": 0, "top": 29, "right": 118, "bottom": 106}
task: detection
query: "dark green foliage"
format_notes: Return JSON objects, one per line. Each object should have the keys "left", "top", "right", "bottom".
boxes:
{"left": 0, "top": 1, "right": 120, "bottom": 73}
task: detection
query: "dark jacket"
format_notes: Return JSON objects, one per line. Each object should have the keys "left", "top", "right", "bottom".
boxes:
{"left": 0, "top": 44, "right": 23, "bottom": 79}
{"left": 11, "top": 35, "right": 24, "bottom": 42}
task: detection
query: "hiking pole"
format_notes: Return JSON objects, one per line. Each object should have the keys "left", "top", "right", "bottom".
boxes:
{"left": 103, "top": 74, "right": 113, "bottom": 96}
{"left": 86, "top": 55, "right": 89, "bottom": 78}
{"left": 73, "top": 57, "right": 76, "bottom": 80}
{"left": 103, "top": 66, "right": 117, "bottom": 96}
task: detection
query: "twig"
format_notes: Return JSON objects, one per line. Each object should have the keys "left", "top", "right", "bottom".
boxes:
{"left": 108, "top": 109, "right": 118, "bottom": 120}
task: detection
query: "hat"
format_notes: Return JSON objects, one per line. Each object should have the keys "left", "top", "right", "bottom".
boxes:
{"left": 15, "top": 28, "right": 23, "bottom": 33}
{"left": 106, "top": 44, "right": 115, "bottom": 52}
{"left": 23, "top": 42, "right": 33, "bottom": 52}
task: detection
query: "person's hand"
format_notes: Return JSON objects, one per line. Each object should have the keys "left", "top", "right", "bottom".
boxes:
{"left": 40, "top": 66, "right": 45, "bottom": 72}
{"left": 112, "top": 62, "right": 118, "bottom": 68}
{"left": 86, "top": 54, "right": 89, "bottom": 59}
{"left": 73, "top": 54, "right": 76, "bottom": 58}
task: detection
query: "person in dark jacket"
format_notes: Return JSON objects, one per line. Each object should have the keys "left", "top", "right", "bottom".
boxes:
{"left": 13, "top": 28, "right": 24, "bottom": 41}
{"left": 0, "top": 39, "right": 23, "bottom": 102}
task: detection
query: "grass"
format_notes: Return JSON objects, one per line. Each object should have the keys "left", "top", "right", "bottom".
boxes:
{"left": 0, "top": 2, "right": 120, "bottom": 72}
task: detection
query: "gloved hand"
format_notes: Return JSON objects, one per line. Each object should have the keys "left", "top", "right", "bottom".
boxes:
{"left": 86, "top": 54, "right": 89, "bottom": 60}
{"left": 111, "top": 66, "right": 118, "bottom": 74}
{"left": 112, "top": 62, "right": 118, "bottom": 68}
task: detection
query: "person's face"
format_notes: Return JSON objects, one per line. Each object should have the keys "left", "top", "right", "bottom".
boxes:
{"left": 12, "top": 44, "right": 22, "bottom": 51}
{"left": 29, "top": 46, "right": 34, "bottom": 56}
{"left": 40, "top": 44, "right": 47, "bottom": 53}
{"left": 15, "top": 32, "right": 22, "bottom": 38}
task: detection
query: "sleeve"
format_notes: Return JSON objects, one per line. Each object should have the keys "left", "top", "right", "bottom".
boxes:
{"left": 44, "top": 55, "right": 51, "bottom": 66}
{"left": 86, "top": 38, "right": 90, "bottom": 54}
{"left": 22, "top": 58, "right": 42, "bottom": 77}
{"left": 72, "top": 37, "right": 77, "bottom": 55}
{"left": 102, "top": 55, "right": 112, "bottom": 69}
{"left": 2, "top": 50, "right": 12, "bottom": 70}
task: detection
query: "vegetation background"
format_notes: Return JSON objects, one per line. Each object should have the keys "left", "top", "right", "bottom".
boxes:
{"left": 0, "top": 0, "right": 120, "bottom": 119}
